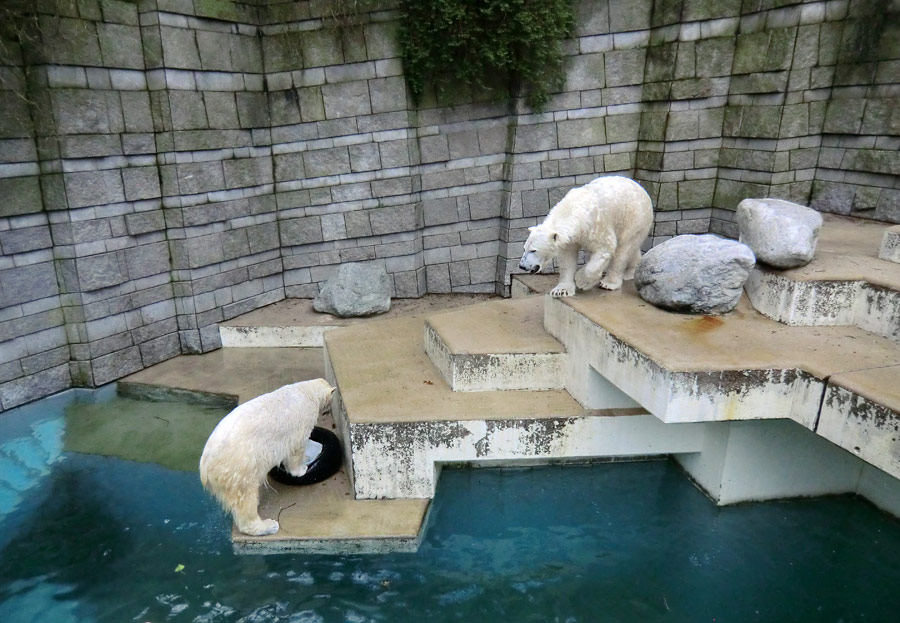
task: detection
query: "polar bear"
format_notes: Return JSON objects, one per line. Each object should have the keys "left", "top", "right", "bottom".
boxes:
{"left": 519, "top": 176, "right": 653, "bottom": 297}
{"left": 199, "top": 378, "right": 335, "bottom": 536}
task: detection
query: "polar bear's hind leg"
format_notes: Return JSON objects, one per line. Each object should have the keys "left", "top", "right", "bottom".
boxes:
{"left": 232, "top": 488, "right": 279, "bottom": 536}
{"left": 623, "top": 246, "right": 642, "bottom": 281}
{"left": 575, "top": 249, "right": 612, "bottom": 291}
{"left": 598, "top": 246, "right": 635, "bottom": 290}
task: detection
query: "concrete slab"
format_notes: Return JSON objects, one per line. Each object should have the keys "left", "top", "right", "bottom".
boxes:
{"left": 554, "top": 284, "right": 898, "bottom": 377}
{"left": 321, "top": 309, "right": 711, "bottom": 498}
{"left": 120, "top": 347, "right": 327, "bottom": 405}
{"left": 818, "top": 366, "right": 900, "bottom": 481}
{"left": 512, "top": 273, "right": 558, "bottom": 297}
{"left": 119, "top": 347, "right": 430, "bottom": 554}
{"left": 325, "top": 314, "right": 588, "bottom": 425}
{"left": 745, "top": 215, "right": 900, "bottom": 341}
{"left": 880, "top": 226, "right": 900, "bottom": 264}
{"left": 220, "top": 295, "right": 495, "bottom": 347}
{"left": 427, "top": 296, "right": 565, "bottom": 355}
{"left": 545, "top": 283, "right": 900, "bottom": 479}
{"left": 233, "top": 470, "right": 431, "bottom": 555}
{"left": 425, "top": 296, "right": 567, "bottom": 391}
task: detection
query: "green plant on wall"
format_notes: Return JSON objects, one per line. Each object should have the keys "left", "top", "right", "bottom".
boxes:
{"left": 399, "top": 0, "right": 575, "bottom": 110}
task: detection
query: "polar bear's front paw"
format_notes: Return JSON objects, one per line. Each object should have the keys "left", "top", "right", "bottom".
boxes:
{"left": 599, "top": 276, "right": 623, "bottom": 290}
{"left": 550, "top": 283, "right": 575, "bottom": 298}
{"left": 241, "top": 518, "right": 280, "bottom": 536}
{"left": 288, "top": 464, "right": 308, "bottom": 478}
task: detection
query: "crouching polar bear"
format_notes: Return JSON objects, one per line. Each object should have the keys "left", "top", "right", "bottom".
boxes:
{"left": 199, "top": 378, "right": 335, "bottom": 536}
{"left": 519, "top": 176, "right": 653, "bottom": 297}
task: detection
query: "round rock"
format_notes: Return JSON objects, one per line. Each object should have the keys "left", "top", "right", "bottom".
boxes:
{"left": 313, "top": 262, "right": 391, "bottom": 317}
{"left": 736, "top": 198, "right": 823, "bottom": 269}
{"left": 635, "top": 234, "right": 756, "bottom": 315}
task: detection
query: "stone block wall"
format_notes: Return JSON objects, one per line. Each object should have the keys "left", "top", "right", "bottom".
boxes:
{"left": 1, "top": 0, "right": 899, "bottom": 410}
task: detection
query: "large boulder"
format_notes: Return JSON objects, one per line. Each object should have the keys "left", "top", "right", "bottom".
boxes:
{"left": 313, "top": 262, "right": 391, "bottom": 317}
{"left": 736, "top": 198, "right": 823, "bottom": 269}
{"left": 635, "top": 234, "right": 756, "bottom": 314}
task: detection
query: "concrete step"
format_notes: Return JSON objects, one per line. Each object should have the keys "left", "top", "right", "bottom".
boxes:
{"left": 545, "top": 283, "right": 900, "bottom": 480}
{"left": 819, "top": 366, "right": 900, "bottom": 482}
{"left": 881, "top": 226, "right": 900, "bottom": 263}
{"left": 745, "top": 214, "right": 900, "bottom": 343}
{"left": 219, "top": 295, "right": 495, "bottom": 347}
{"left": 511, "top": 273, "right": 559, "bottom": 298}
{"left": 324, "top": 312, "right": 703, "bottom": 500}
{"left": 424, "top": 296, "right": 567, "bottom": 392}
{"left": 233, "top": 469, "right": 430, "bottom": 555}
{"left": 119, "top": 348, "right": 430, "bottom": 554}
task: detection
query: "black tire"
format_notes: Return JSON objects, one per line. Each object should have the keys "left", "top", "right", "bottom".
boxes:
{"left": 268, "top": 426, "right": 343, "bottom": 486}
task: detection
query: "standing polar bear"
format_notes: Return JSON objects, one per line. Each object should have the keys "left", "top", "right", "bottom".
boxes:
{"left": 199, "top": 378, "right": 335, "bottom": 536}
{"left": 519, "top": 176, "right": 653, "bottom": 297}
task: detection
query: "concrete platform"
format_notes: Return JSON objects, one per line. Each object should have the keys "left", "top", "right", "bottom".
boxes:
{"left": 424, "top": 296, "right": 567, "bottom": 391}
{"left": 119, "top": 346, "right": 430, "bottom": 554}
{"left": 881, "top": 225, "right": 900, "bottom": 263}
{"left": 120, "top": 347, "right": 325, "bottom": 405}
{"left": 745, "top": 215, "right": 900, "bottom": 342}
{"left": 323, "top": 308, "right": 711, "bottom": 499}
{"left": 819, "top": 366, "right": 900, "bottom": 480}
{"left": 545, "top": 283, "right": 900, "bottom": 479}
{"left": 220, "top": 294, "right": 494, "bottom": 347}
{"left": 233, "top": 469, "right": 430, "bottom": 555}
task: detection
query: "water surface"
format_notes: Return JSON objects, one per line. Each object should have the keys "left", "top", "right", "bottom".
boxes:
{"left": 1, "top": 389, "right": 899, "bottom": 622}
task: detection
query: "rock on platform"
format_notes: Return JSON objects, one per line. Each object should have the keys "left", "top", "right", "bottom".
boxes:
{"left": 314, "top": 262, "right": 391, "bottom": 317}
{"left": 634, "top": 234, "right": 756, "bottom": 314}
{"left": 737, "top": 198, "right": 823, "bottom": 268}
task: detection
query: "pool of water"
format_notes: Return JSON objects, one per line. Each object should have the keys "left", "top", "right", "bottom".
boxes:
{"left": 2, "top": 389, "right": 900, "bottom": 622}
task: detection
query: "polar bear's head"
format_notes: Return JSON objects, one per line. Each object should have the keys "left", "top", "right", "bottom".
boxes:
{"left": 519, "top": 225, "right": 567, "bottom": 274}
{"left": 290, "top": 378, "right": 336, "bottom": 412}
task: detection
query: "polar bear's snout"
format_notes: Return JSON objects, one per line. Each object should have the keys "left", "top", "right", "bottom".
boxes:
{"left": 519, "top": 250, "right": 541, "bottom": 273}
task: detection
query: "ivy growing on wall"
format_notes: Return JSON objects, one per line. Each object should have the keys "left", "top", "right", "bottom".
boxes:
{"left": 399, "top": 0, "right": 575, "bottom": 110}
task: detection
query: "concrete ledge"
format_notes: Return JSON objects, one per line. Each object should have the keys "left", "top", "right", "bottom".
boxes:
{"left": 744, "top": 214, "right": 900, "bottom": 343}
{"left": 424, "top": 297, "right": 566, "bottom": 392}
{"left": 117, "top": 380, "right": 237, "bottom": 408}
{"left": 220, "top": 324, "right": 335, "bottom": 348}
{"left": 232, "top": 471, "right": 431, "bottom": 554}
{"left": 511, "top": 274, "right": 557, "bottom": 297}
{"left": 881, "top": 226, "right": 900, "bottom": 264}
{"left": 323, "top": 306, "right": 696, "bottom": 499}
{"left": 543, "top": 284, "right": 900, "bottom": 481}
{"left": 219, "top": 295, "right": 496, "bottom": 347}
{"left": 545, "top": 292, "right": 824, "bottom": 427}
{"left": 745, "top": 270, "right": 900, "bottom": 343}
{"left": 818, "top": 366, "right": 900, "bottom": 481}
{"left": 346, "top": 413, "right": 704, "bottom": 499}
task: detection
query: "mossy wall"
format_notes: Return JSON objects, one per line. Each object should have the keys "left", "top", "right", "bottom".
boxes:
{"left": 1, "top": 0, "right": 898, "bottom": 410}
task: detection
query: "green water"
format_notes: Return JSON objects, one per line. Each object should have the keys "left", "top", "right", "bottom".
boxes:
{"left": 2, "top": 389, "right": 900, "bottom": 622}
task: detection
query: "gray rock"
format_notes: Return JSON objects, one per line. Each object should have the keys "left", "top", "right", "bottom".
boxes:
{"left": 635, "top": 234, "right": 756, "bottom": 315}
{"left": 736, "top": 198, "right": 823, "bottom": 269}
{"left": 313, "top": 262, "right": 391, "bottom": 317}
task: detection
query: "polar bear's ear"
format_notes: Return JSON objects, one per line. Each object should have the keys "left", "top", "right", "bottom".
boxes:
{"left": 528, "top": 226, "right": 537, "bottom": 232}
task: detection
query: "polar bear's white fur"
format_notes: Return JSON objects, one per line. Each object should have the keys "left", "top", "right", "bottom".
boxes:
{"left": 519, "top": 176, "right": 653, "bottom": 297}
{"left": 199, "top": 378, "right": 335, "bottom": 536}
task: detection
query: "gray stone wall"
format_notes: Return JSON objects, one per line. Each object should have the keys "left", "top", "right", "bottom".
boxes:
{"left": 1, "top": 0, "right": 899, "bottom": 410}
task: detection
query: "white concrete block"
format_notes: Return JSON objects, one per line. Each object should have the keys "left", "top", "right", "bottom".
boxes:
{"left": 219, "top": 325, "right": 336, "bottom": 347}
{"left": 348, "top": 414, "right": 708, "bottom": 499}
